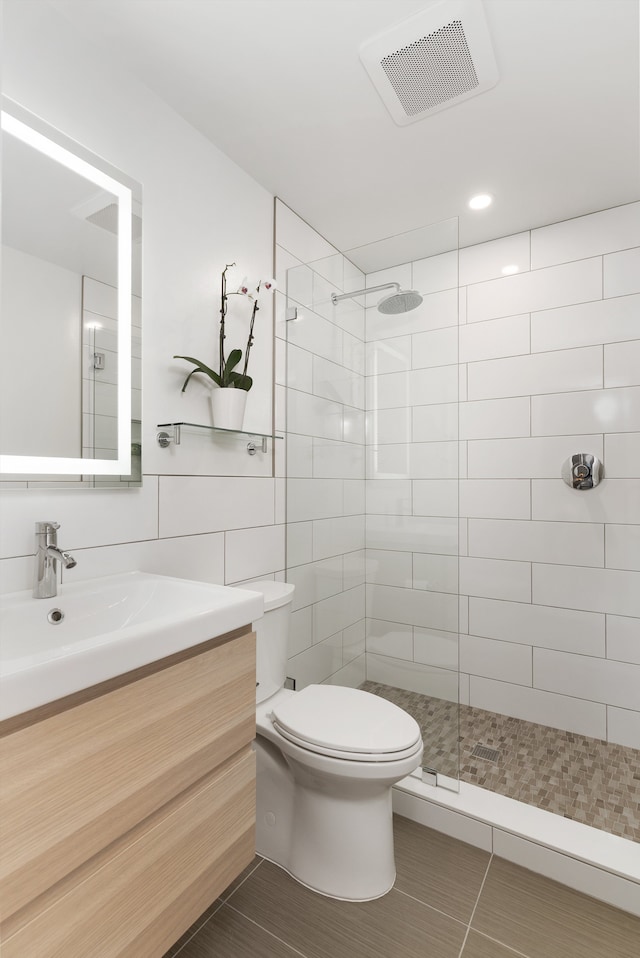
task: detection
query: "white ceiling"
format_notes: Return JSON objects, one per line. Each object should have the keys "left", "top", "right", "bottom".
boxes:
{"left": 50, "top": 0, "right": 640, "bottom": 255}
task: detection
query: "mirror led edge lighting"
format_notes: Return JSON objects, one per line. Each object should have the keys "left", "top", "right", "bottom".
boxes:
{"left": 0, "top": 110, "right": 132, "bottom": 476}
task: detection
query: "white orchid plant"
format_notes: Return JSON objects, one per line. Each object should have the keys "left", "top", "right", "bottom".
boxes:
{"left": 174, "top": 262, "right": 276, "bottom": 393}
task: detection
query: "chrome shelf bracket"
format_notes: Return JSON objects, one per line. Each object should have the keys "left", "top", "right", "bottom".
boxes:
{"left": 156, "top": 424, "right": 181, "bottom": 447}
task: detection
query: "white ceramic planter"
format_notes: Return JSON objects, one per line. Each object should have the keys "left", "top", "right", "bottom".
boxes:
{"left": 211, "top": 388, "right": 247, "bottom": 431}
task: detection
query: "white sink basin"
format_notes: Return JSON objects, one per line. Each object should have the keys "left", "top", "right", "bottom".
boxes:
{"left": 0, "top": 571, "right": 264, "bottom": 721}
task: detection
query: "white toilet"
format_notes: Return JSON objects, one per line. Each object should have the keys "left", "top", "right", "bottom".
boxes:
{"left": 249, "top": 581, "right": 424, "bottom": 901}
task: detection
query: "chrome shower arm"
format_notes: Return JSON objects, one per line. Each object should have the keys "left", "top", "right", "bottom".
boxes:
{"left": 331, "top": 283, "right": 399, "bottom": 305}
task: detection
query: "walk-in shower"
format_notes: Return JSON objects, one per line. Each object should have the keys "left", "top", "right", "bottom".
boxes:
{"left": 277, "top": 195, "right": 639, "bottom": 905}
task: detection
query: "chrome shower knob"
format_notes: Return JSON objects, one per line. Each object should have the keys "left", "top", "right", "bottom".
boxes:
{"left": 561, "top": 453, "right": 603, "bottom": 490}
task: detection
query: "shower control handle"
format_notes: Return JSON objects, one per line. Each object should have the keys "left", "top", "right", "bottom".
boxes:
{"left": 561, "top": 453, "right": 602, "bottom": 490}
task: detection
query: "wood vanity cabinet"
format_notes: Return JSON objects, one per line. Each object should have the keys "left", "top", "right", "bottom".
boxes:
{"left": 0, "top": 625, "right": 256, "bottom": 958}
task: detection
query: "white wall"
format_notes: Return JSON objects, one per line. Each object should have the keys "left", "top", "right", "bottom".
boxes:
{"left": 1, "top": 244, "right": 81, "bottom": 458}
{"left": 0, "top": 1, "right": 284, "bottom": 594}
{"left": 365, "top": 201, "right": 640, "bottom": 750}
{"left": 275, "top": 201, "right": 367, "bottom": 689}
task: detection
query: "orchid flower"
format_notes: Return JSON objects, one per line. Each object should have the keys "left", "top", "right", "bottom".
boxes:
{"left": 174, "top": 264, "right": 274, "bottom": 393}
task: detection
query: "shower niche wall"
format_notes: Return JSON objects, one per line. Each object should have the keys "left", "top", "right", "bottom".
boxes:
{"left": 275, "top": 198, "right": 462, "bottom": 786}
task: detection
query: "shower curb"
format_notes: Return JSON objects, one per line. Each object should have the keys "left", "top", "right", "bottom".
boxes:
{"left": 393, "top": 775, "right": 640, "bottom": 918}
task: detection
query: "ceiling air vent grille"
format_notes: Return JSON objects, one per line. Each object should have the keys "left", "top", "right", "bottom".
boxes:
{"left": 381, "top": 20, "right": 478, "bottom": 117}
{"left": 86, "top": 202, "right": 143, "bottom": 243}
{"left": 72, "top": 193, "right": 143, "bottom": 243}
{"left": 360, "top": 0, "right": 498, "bottom": 126}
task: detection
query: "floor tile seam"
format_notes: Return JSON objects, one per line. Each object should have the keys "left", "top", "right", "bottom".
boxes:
{"left": 462, "top": 929, "right": 533, "bottom": 958}
{"left": 392, "top": 885, "right": 470, "bottom": 929}
{"left": 164, "top": 899, "right": 226, "bottom": 957}
{"left": 457, "top": 853, "right": 494, "bottom": 958}
{"left": 223, "top": 900, "right": 312, "bottom": 958}
{"left": 169, "top": 860, "right": 266, "bottom": 956}
{"left": 221, "top": 858, "right": 265, "bottom": 902}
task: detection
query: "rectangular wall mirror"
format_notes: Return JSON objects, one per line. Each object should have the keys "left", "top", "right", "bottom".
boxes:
{"left": 0, "top": 97, "right": 142, "bottom": 486}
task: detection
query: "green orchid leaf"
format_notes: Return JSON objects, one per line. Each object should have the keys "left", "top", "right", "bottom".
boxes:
{"left": 221, "top": 348, "right": 244, "bottom": 386}
{"left": 174, "top": 355, "right": 222, "bottom": 391}
{"left": 180, "top": 368, "right": 200, "bottom": 392}
{"left": 174, "top": 355, "right": 218, "bottom": 379}
{"left": 225, "top": 349, "right": 243, "bottom": 371}
{"left": 228, "top": 372, "right": 253, "bottom": 392}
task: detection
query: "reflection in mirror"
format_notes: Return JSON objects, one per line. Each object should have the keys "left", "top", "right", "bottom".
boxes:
{"left": 82, "top": 278, "right": 142, "bottom": 484}
{"left": 0, "top": 98, "right": 142, "bottom": 485}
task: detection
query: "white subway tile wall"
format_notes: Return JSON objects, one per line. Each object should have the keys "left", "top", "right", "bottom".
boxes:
{"left": 273, "top": 201, "right": 639, "bottom": 749}
{"left": 361, "top": 247, "right": 463, "bottom": 715}
{"left": 363, "top": 202, "right": 639, "bottom": 749}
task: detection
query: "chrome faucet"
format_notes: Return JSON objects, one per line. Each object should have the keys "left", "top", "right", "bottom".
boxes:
{"left": 33, "top": 521, "right": 77, "bottom": 598}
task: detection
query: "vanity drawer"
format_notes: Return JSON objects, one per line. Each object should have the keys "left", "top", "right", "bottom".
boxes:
{"left": 0, "top": 629, "right": 256, "bottom": 921}
{"left": 2, "top": 748, "right": 255, "bottom": 958}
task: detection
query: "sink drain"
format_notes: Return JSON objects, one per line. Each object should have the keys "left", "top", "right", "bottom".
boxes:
{"left": 47, "top": 608, "right": 65, "bottom": 625}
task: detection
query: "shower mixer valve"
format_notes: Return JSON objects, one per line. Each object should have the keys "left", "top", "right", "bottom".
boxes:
{"left": 561, "top": 453, "right": 603, "bottom": 490}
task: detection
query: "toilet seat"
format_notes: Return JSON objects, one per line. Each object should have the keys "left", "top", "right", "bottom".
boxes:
{"left": 270, "top": 684, "right": 422, "bottom": 763}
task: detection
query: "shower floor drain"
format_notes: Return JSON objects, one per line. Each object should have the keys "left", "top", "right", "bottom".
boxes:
{"left": 471, "top": 744, "right": 501, "bottom": 763}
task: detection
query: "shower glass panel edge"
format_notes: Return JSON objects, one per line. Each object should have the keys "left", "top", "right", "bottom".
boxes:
{"left": 358, "top": 216, "right": 461, "bottom": 791}
{"left": 278, "top": 200, "right": 461, "bottom": 790}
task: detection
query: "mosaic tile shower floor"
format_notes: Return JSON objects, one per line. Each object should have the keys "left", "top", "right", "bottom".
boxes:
{"left": 361, "top": 681, "right": 640, "bottom": 843}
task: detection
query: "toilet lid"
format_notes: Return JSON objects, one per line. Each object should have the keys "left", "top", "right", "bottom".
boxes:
{"left": 270, "top": 685, "right": 421, "bottom": 756}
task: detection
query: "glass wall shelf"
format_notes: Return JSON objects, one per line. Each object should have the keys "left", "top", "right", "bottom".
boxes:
{"left": 156, "top": 421, "right": 282, "bottom": 455}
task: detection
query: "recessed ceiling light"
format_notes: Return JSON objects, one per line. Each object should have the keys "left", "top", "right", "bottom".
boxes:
{"left": 501, "top": 264, "right": 519, "bottom": 275}
{"left": 468, "top": 193, "right": 493, "bottom": 210}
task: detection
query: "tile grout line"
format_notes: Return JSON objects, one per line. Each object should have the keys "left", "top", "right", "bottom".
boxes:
{"left": 221, "top": 858, "right": 266, "bottom": 903}
{"left": 392, "top": 885, "right": 470, "bottom": 929}
{"left": 224, "top": 900, "right": 313, "bottom": 958}
{"left": 165, "top": 898, "right": 226, "bottom": 957}
{"left": 168, "top": 859, "right": 266, "bottom": 957}
{"left": 465, "top": 930, "right": 533, "bottom": 958}
{"left": 457, "top": 852, "right": 494, "bottom": 958}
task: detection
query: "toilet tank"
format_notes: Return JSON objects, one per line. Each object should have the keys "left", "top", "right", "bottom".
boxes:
{"left": 246, "top": 581, "right": 295, "bottom": 705}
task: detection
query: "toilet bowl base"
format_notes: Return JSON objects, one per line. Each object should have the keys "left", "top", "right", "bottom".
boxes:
{"left": 255, "top": 736, "right": 404, "bottom": 901}
{"left": 258, "top": 853, "right": 396, "bottom": 902}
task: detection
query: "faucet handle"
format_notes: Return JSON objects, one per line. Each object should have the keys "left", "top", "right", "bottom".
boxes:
{"left": 35, "top": 521, "right": 60, "bottom": 534}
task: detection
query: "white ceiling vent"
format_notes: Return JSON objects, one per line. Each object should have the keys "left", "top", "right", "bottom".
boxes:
{"left": 360, "top": 0, "right": 498, "bottom": 126}
{"left": 72, "top": 192, "right": 143, "bottom": 243}
{"left": 85, "top": 202, "right": 143, "bottom": 243}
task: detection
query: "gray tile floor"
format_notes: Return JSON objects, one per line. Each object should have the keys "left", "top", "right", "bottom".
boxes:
{"left": 362, "top": 681, "right": 640, "bottom": 843}
{"left": 165, "top": 816, "right": 640, "bottom": 958}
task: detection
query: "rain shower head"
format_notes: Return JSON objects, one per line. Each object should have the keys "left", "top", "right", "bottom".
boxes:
{"left": 377, "top": 288, "right": 423, "bottom": 314}
{"left": 331, "top": 282, "right": 423, "bottom": 315}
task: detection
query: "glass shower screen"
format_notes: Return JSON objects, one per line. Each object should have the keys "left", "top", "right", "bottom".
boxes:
{"left": 277, "top": 200, "right": 461, "bottom": 789}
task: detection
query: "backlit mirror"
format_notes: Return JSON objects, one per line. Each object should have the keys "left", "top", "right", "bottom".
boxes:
{"left": 0, "top": 97, "right": 142, "bottom": 485}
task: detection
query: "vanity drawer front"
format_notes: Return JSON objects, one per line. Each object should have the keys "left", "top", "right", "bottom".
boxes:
{"left": 2, "top": 748, "right": 256, "bottom": 958}
{"left": 0, "top": 630, "right": 256, "bottom": 921}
